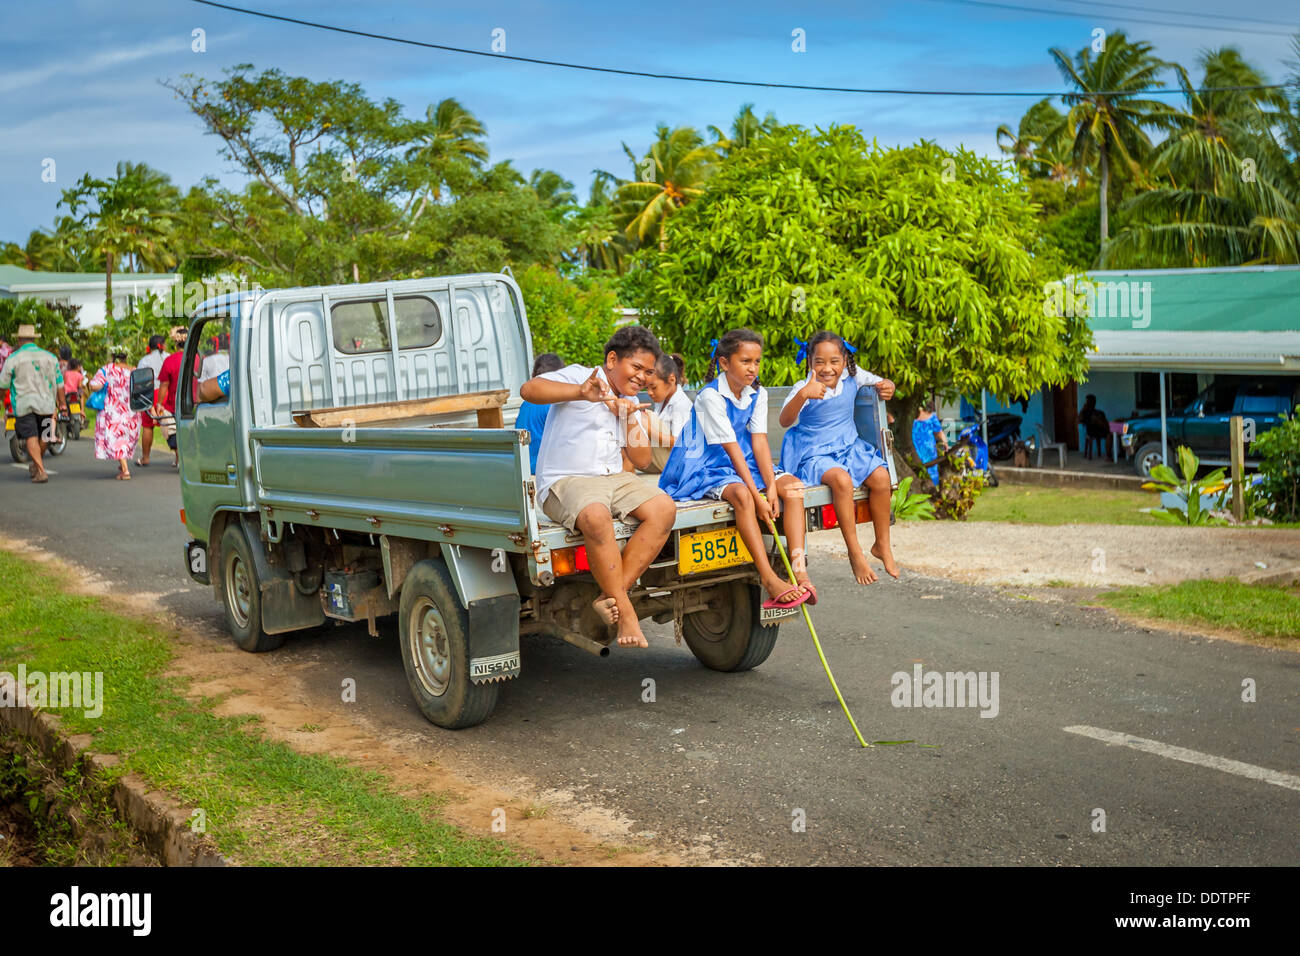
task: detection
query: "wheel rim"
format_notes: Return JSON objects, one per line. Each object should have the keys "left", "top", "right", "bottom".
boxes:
{"left": 688, "top": 591, "right": 735, "bottom": 645}
{"left": 409, "top": 597, "right": 451, "bottom": 697}
{"left": 1140, "top": 451, "right": 1162, "bottom": 476}
{"left": 226, "top": 551, "right": 252, "bottom": 629}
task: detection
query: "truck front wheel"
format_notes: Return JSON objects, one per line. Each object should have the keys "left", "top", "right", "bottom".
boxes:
{"left": 1133, "top": 442, "right": 1164, "bottom": 478}
{"left": 398, "top": 559, "right": 499, "bottom": 729}
{"left": 220, "top": 524, "right": 283, "bottom": 652}
{"left": 683, "top": 579, "right": 780, "bottom": 672}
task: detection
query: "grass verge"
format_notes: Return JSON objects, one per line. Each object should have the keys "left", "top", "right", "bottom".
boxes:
{"left": 1097, "top": 578, "right": 1300, "bottom": 644}
{"left": 0, "top": 547, "right": 530, "bottom": 866}
{"left": 971, "top": 484, "right": 1300, "bottom": 528}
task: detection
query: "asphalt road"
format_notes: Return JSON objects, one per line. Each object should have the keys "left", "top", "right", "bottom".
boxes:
{"left": 4, "top": 437, "right": 1298, "bottom": 865}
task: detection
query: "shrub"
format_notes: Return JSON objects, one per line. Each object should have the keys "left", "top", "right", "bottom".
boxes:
{"left": 515, "top": 264, "right": 619, "bottom": 367}
{"left": 1253, "top": 407, "right": 1300, "bottom": 521}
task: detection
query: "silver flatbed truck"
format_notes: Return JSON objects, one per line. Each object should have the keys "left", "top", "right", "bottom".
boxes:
{"left": 175, "top": 272, "right": 894, "bottom": 728}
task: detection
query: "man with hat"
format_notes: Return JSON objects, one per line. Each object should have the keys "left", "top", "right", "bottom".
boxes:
{"left": 0, "top": 324, "right": 65, "bottom": 482}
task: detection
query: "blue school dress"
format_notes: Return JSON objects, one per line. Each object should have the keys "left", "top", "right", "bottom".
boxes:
{"left": 780, "top": 377, "right": 886, "bottom": 487}
{"left": 659, "top": 378, "right": 764, "bottom": 500}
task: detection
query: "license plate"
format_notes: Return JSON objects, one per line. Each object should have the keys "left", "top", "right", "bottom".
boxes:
{"left": 3, "top": 417, "right": 13, "bottom": 432}
{"left": 679, "top": 527, "right": 753, "bottom": 574}
{"left": 69, "top": 402, "right": 81, "bottom": 414}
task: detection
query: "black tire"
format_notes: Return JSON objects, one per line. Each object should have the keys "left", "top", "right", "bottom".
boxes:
{"left": 68, "top": 416, "right": 81, "bottom": 441}
{"left": 990, "top": 438, "right": 1014, "bottom": 461}
{"left": 398, "top": 558, "right": 499, "bottom": 729}
{"left": 9, "top": 434, "right": 28, "bottom": 464}
{"left": 985, "top": 464, "right": 999, "bottom": 488}
{"left": 1133, "top": 442, "right": 1163, "bottom": 478}
{"left": 220, "top": 524, "right": 283, "bottom": 652}
{"left": 682, "top": 579, "right": 779, "bottom": 672}
{"left": 46, "top": 420, "right": 67, "bottom": 457}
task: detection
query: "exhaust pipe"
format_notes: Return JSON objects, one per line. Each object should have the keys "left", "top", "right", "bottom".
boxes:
{"left": 559, "top": 631, "right": 610, "bottom": 657}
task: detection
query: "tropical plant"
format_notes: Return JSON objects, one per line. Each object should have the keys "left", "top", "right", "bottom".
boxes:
{"left": 1252, "top": 405, "right": 1300, "bottom": 521}
{"left": 528, "top": 169, "right": 577, "bottom": 212}
{"left": 709, "top": 104, "right": 779, "bottom": 157}
{"left": 405, "top": 97, "right": 490, "bottom": 213}
{"left": 933, "top": 446, "right": 987, "bottom": 520}
{"left": 622, "top": 127, "right": 1092, "bottom": 491}
{"left": 890, "top": 476, "right": 936, "bottom": 520}
{"left": 1141, "top": 445, "right": 1228, "bottom": 525}
{"left": 1048, "top": 32, "right": 1180, "bottom": 255}
{"left": 609, "top": 125, "right": 717, "bottom": 249}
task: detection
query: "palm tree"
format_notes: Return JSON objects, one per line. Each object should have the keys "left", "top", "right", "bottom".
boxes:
{"left": 528, "top": 169, "right": 577, "bottom": 210}
{"left": 611, "top": 126, "right": 718, "bottom": 249}
{"left": 405, "top": 98, "right": 489, "bottom": 220}
{"left": 997, "top": 98, "right": 1063, "bottom": 177}
{"left": 709, "top": 104, "right": 778, "bottom": 156}
{"left": 1048, "top": 32, "right": 1180, "bottom": 255}
{"left": 1110, "top": 48, "right": 1300, "bottom": 266}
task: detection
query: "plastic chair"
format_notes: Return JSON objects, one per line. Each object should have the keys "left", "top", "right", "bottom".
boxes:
{"left": 1035, "top": 423, "right": 1066, "bottom": 468}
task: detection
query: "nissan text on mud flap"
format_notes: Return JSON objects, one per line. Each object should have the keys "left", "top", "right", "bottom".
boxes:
{"left": 175, "top": 273, "right": 894, "bottom": 729}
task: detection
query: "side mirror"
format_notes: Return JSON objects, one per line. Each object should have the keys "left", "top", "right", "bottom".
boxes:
{"left": 129, "top": 367, "right": 155, "bottom": 413}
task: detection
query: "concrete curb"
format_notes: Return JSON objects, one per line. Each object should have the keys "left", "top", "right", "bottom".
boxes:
{"left": 998, "top": 466, "right": 1148, "bottom": 491}
{"left": 0, "top": 675, "right": 227, "bottom": 867}
{"left": 1237, "top": 565, "right": 1300, "bottom": 587}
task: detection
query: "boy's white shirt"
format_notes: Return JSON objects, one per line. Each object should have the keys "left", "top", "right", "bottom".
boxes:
{"left": 656, "top": 386, "right": 694, "bottom": 439}
{"left": 780, "top": 367, "right": 883, "bottom": 423}
{"left": 532, "top": 364, "right": 629, "bottom": 504}
{"left": 694, "top": 374, "right": 768, "bottom": 444}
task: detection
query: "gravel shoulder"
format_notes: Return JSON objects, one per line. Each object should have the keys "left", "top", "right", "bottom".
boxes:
{"left": 807, "top": 522, "right": 1300, "bottom": 588}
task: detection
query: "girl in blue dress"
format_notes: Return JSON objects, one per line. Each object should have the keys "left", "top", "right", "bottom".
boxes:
{"left": 779, "top": 331, "right": 897, "bottom": 589}
{"left": 659, "top": 329, "right": 811, "bottom": 609}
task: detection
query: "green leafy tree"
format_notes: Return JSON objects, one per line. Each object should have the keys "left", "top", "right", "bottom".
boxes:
{"left": 622, "top": 126, "right": 1091, "bottom": 488}
{"left": 709, "top": 103, "right": 779, "bottom": 157}
{"left": 1252, "top": 406, "right": 1300, "bottom": 521}
{"left": 515, "top": 264, "right": 618, "bottom": 366}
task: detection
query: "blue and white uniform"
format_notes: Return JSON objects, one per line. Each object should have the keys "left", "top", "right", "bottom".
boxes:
{"left": 659, "top": 376, "right": 778, "bottom": 500}
{"left": 779, "top": 367, "right": 887, "bottom": 487}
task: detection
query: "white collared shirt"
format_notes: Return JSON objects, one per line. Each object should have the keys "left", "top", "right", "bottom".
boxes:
{"left": 533, "top": 364, "right": 631, "bottom": 504}
{"left": 780, "top": 367, "right": 883, "bottom": 423}
{"left": 656, "top": 386, "right": 694, "bottom": 439}
{"left": 694, "top": 375, "right": 768, "bottom": 444}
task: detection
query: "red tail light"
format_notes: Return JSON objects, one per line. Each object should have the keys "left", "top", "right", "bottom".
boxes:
{"left": 821, "top": 505, "right": 838, "bottom": 529}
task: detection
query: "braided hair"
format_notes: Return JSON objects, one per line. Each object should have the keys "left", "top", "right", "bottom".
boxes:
{"left": 707, "top": 328, "right": 765, "bottom": 389}
{"left": 804, "top": 330, "right": 857, "bottom": 379}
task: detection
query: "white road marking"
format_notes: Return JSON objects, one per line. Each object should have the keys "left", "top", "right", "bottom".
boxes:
{"left": 9, "top": 464, "right": 57, "bottom": 474}
{"left": 1064, "top": 725, "right": 1300, "bottom": 792}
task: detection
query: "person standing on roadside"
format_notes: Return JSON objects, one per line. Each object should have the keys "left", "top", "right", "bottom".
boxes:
{"left": 0, "top": 324, "right": 65, "bottom": 483}
{"left": 154, "top": 326, "right": 187, "bottom": 468}
{"left": 135, "top": 335, "right": 167, "bottom": 466}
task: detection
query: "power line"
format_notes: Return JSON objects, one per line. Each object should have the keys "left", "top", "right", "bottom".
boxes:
{"left": 1032, "top": 0, "right": 1299, "bottom": 30}
{"left": 187, "top": 1, "right": 1287, "bottom": 98}
{"left": 923, "top": 0, "right": 1298, "bottom": 38}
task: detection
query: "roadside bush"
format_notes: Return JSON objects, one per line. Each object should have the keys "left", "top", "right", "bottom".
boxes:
{"left": 891, "top": 476, "right": 936, "bottom": 520}
{"left": 1253, "top": 407, "right": 1300, "bottom": 521}
{"left": 515, "top": 264, "right": 619, "bottom": 367}
{"left": 933, "top": 446, "right": 987, "bottom": 520}
{"left": 1141, "top": 445, "right": 1228, "bottom": 526}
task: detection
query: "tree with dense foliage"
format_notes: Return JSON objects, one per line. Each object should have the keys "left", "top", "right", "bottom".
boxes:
{"left": 514, "top": 263, "right": 618, "bottom": 366}
{"left": 623, "top": 126, "right": 1092, "bottom": 486}
{"left": 609, "top": 125, "right": 718, "bottom": 249}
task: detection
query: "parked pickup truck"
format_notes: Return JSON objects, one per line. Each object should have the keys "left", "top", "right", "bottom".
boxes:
{"left": 175, "top": 272, "right": 896, "bottom": 728}
{"left": 1121, "top": 375, "right": 1299, "bottom": 477}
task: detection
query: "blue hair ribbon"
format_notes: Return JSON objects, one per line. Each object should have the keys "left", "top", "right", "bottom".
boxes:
{"left": 842, "top": 339, "right": 858, "bottom": 355}
{"left": 709, "top": 338, "right": 720, "bottom": 360}
{"left": 794, "top": 336, "right": 808, "bottom": 365}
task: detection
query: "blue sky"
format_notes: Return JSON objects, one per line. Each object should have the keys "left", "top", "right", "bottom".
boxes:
{"left": 2, "top": 0, "right": 1297, "bottom": 242}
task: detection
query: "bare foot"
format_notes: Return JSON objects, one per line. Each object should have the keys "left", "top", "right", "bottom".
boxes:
{"left": 870, "top": 542, "right": 900, "bottom": 579}
{"left": 848, "top": 550, "right": 878, "bottom": 585}
{"left": 762, "top": 573, "right": 806, "bottom": 602}
{"left": 616, "top": 621, "right": 649, "bottom": 648}
{"left": 793, "top": 571, "right": 817, "bottom": 604}
{"left": 591, "top": 596, "right": 619, "bottom": 626}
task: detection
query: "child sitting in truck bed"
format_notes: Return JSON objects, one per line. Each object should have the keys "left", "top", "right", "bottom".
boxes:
{"left": 519, "top": 327, "right": 676, "bottom": 649}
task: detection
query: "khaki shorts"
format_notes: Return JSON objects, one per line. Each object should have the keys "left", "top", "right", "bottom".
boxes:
{"left": 640, "top": 443, "right": 672, "bottom": 474}
{"left": 541, "top": 473, "right": 666, "bottom": 532}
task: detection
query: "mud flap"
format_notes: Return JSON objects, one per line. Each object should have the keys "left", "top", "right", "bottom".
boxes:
{"left": 468, "top": 593, "right": 521, "bottom": 684}
{"left": 238, "top": 514, "right": 326, "bottom": 635}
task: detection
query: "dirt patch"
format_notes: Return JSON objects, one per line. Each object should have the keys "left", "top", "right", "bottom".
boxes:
{"left": 808, "top": 522, "right": 1300, "bottom": 589}
{"left": 0, "top": 536, "right": 697, "bottom": 866}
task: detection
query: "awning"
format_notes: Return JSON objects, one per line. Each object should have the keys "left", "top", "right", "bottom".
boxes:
{"left": 1088, "top": 331, "right": 1300, "bottom": 373}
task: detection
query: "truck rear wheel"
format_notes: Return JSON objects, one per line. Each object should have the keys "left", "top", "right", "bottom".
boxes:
{"left": 683, "top": 579, "right": 779, "bottom": 672}
{"left": 220, "top": 524, "right": 284, "bottom": 653}
{"left": 398, "top": 558, "right": 499, "bottom": 729}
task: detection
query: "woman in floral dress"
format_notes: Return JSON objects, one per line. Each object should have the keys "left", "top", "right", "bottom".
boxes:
{"left": 89, "top": 349, "right": 138, "bottom": 479}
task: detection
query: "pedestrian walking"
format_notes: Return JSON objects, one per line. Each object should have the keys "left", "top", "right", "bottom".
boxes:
{"left": 136, "top": 334, "right": 167, "bottom": 466}
{"left": 89, "top": 348, "right": 140, "bottom": 480}
{"left": 0, "top": 324, "right": 65, "bottom": 483}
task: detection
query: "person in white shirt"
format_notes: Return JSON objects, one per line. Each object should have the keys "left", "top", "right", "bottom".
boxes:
{"left": 519, "top": 326, "right": 676, "bottom": 649}
{"left": 135, "top": 335, "right": 168, "bottom": 466}
{"left": 638, "top": 351, "right": 693, "bottom": 474}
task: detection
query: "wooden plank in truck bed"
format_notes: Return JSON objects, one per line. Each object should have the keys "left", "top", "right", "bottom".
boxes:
{"left": 292, "top": 389, "right": 509, "bottom": 429}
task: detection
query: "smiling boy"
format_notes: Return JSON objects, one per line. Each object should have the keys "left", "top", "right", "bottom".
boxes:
{"left": 519, "top": 326, "right": 676, "bottom": 649}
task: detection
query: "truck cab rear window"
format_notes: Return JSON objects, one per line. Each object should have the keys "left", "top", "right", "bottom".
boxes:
{"left": 330, "top": 296, "right": 443, "bottom": 354}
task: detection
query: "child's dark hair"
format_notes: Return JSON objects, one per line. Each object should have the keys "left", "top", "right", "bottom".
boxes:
{"left": 708, "top": 328, "right": 764, "bottom": 386}
{"left": 604, "top": 325, "right": 662, "bottom": 361}
{"left": 803, "top": 330, "right": 858, "bottom": 378}
{"left": 655, "top": 351, "right": 685, "bottom": 383}
{"left": 532, "top": 352, "right": 563, "bottom": 377}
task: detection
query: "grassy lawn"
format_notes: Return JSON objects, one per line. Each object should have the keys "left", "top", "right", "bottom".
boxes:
{"left": 1097, "top": 579, "right": 1300, "bottom": 643}
{"left": 0, "top": 548, "right": 530, "bottom": 866}
{"left": 970, "top": 485, "right": 1160, "bottom": 525}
